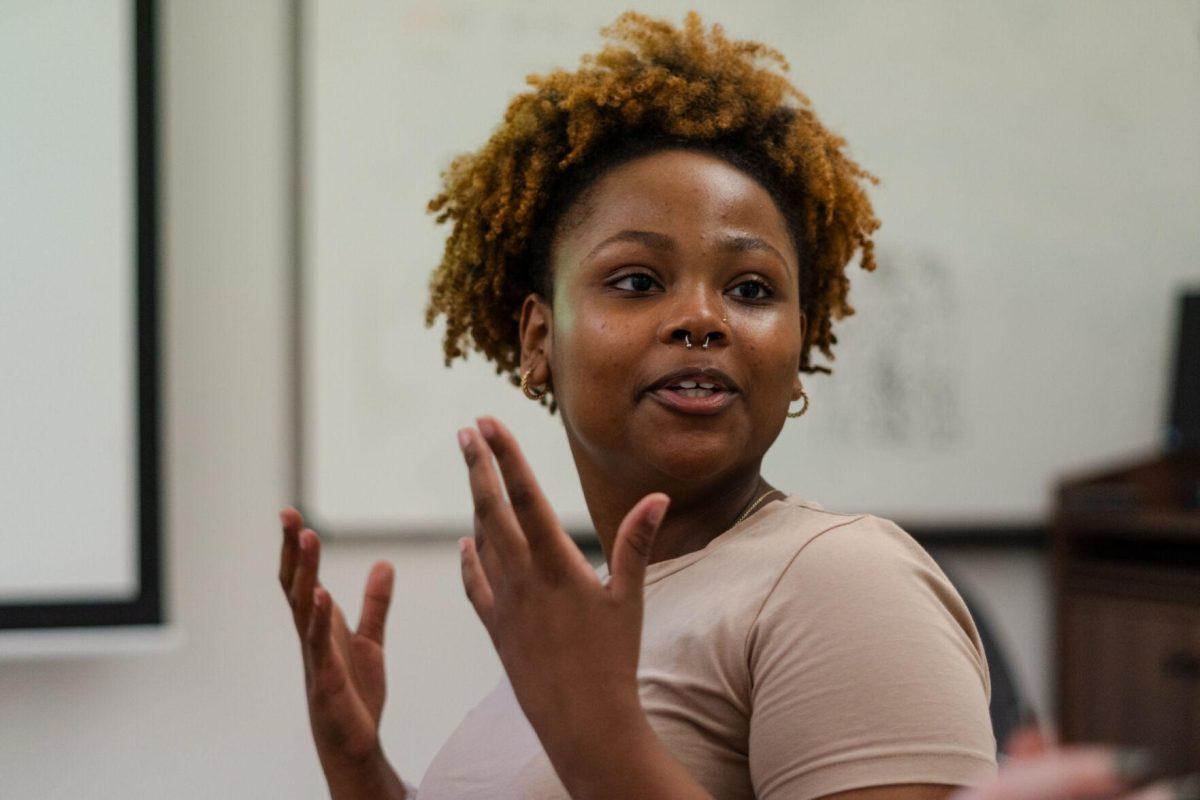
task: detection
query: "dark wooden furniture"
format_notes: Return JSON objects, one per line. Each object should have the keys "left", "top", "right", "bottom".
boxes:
{"left": 1054, "top": 451, "right": 1200, "bottom": 773}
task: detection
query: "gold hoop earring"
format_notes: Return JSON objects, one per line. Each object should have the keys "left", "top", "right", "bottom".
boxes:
{"left": 520, "top": 368, "right": 547, "bottom": 400}
{"left": 787, "top": 388, "right": 809, "bottom": 418}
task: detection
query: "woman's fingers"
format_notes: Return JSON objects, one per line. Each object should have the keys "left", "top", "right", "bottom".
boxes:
{"left": 279, "top": 507, "right": 303, "bottom": 594}
{"left": 355, "top": 561, "right": 395, "bottom": 646}
{"left": 459, "top": 537, "right": 496, "bottom": 633}
{"left": 290, "top": 528, "right": 321, "bottom": 635}
{"left": 609, "top": 493, "right": 670, "bottom": 602}
{"left": 307, "top": 586, "right": 351, "bottom": 697}
{"left": 475, "top": 416, "right": 569, "bottom": 560}
{"left": 457, "top": 427, "right": 529, "bottom": 572}
{"left": 307, "top": 585, "right": 334, "bottom": 667}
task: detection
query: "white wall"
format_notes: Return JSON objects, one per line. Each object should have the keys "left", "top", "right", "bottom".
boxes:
{"left": 0, "top": 2, "right": 498, "bottom": 796}
{"left": 0, "top": 2, "right": 1052, "bottom": 797}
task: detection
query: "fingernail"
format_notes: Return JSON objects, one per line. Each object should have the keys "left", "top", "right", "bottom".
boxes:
{"left": 477, "top": 417, "right": 496, "bottom": 438}
{"left": 1172, "top": 774, "right": 1200, "bottom": 800}
{"left": 1115, "top": 747, "right": 1158, "bottom": 784}
{"left": 647, "top": 498, "right": 668, "bottom": 527}
{"left": 457, "top": 428, "right": 470, "bottom": 451}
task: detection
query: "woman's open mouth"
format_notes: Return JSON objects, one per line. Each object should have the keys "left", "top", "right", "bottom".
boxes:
{"left": 646, "top": 371, "right": 740, "bottom": 415}
{"left": 652, "top": 384, "right": 736, "bottom": 415}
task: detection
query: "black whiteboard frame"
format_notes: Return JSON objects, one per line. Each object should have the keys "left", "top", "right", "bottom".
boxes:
{"left": 0, "top": 0, "right": 164, "bottom": 630}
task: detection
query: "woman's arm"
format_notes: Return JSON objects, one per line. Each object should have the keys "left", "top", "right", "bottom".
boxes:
{"left": 820, "top": 786, "right": 959, "bottom": 800}
{"left": 745, "top": 515, "right": 998, "bottom": 798}
{"left": 548, "top": 706, "right": 958, "bottom": 800}
{"left": 278, "top": 509, "right": 413, "bottom": 799}
{"left": 319, "top": 745, "right": 410, "bottom": 800}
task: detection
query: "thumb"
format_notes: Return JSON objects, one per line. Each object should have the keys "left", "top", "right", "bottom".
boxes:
{"left": 609, "top": 493, "right": 670, "bottom": 602}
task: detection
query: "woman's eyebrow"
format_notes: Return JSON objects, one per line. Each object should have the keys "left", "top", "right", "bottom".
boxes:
{"left": 717, "top": 233, "right": 789, "bottom": 272}
{"left": 584, "top": 229, "right": 789, "bottom": 272}
{"left": 584, "top": 229, "right": 675, "bottom": 262}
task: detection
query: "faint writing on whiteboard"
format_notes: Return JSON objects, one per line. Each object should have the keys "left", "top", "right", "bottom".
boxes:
{"left": 808, "top": 244, "right": 964, "bottom": 450}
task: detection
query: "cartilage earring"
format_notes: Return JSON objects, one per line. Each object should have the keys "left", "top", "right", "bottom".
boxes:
{"left": 520, "top": 368, "right": 547, "bottom": 400}
{"left": 787, "top": 388, "right": 809, "bottom": 418}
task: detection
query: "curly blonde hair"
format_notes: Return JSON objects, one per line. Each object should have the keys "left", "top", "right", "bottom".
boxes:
{"left": 425, "top": 10, "right": 879, "bottom": 408}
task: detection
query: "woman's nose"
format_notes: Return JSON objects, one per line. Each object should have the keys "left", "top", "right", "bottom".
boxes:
{"left": 659, "top": 290, "right": 731, "bottom": 350}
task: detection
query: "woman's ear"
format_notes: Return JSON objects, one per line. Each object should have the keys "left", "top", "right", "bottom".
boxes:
{"left": 792, "top": 310, "right": 808, "bottom": 400}
{"left": 791, "top": 371, "right": 805, "bottom": 401}
{"left": 518, "top": 293, "right": 553, "bottom": 386}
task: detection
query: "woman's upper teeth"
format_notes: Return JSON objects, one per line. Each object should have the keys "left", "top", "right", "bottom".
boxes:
{"left": 675, "top": 380, "right": 718, "bottom": 389}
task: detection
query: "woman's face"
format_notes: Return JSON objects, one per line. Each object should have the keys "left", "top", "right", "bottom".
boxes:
{"left": 522, "top": 148, "right": 806, "bottom": 488}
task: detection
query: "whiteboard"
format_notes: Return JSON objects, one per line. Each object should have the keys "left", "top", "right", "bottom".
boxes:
{"left": 299, "top": 0, "right": 1200, "bottom": 535}
{"left": 0, "top": 0, "right": 166, "bottom": 643}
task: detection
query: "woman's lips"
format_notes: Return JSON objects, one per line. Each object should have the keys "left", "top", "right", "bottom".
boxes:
{"left": 648, "top": 386, "right": 737, "bottom": 415}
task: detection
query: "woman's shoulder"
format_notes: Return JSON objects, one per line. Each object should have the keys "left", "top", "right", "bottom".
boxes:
{"left": 747, "top": 494, "right": 928, "bottom": 567}
{"left": 745, "top": 499, "right": 998, "bottom": 794}
{"left": 750, "top": 495, "right": 988, "bottom": 676}
{"left": 748, "top": 496, "right": 973, "bottom": 630}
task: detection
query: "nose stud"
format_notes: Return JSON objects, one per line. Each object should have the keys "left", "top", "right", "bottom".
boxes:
{"left": 683, "top": 333, "right": 717, "bottom": 349}
{"left": 683, "top": 330, "right": 723, "bottom": 349}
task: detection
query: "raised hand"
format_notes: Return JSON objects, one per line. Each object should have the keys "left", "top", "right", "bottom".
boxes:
{"left": 454, "top": 415, "right": 671, "bottom": 790}
{"left": 278, "top": 507, "right": 396, "bottom": 767}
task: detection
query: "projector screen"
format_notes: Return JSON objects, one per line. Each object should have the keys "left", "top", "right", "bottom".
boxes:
{"left": 0, "top": 0, "right": 164, "bottom": 647}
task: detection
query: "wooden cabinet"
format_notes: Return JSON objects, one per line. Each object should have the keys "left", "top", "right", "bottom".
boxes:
{"left": 1054, "top": 452, "right": 1200, "bottom": 773}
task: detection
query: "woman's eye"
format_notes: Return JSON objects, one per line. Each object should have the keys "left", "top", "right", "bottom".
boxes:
{"left": 729, "top": 279, "right": 773, "bottom": 300}
{"left": 612, "top": 273, "right": 659, "bottom": 292}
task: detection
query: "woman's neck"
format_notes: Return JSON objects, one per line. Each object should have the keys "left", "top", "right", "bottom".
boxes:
{"left": 573, "top": 457, "right": 776, "bottom": 569}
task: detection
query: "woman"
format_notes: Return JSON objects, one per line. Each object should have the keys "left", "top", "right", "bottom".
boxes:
{"left": 276, "top": 12, "right": 1188, "bottom": 800}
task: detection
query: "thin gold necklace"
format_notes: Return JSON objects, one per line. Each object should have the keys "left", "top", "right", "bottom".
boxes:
{"left": 733, "top": 486, "right": 778, "bottom": 527}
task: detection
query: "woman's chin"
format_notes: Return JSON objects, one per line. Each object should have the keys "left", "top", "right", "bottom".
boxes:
{"left": 569, "top": 405, "right": 760, "bottom": 485}
{"left": 639, "top": 442, "right": 746, "bottom": 485}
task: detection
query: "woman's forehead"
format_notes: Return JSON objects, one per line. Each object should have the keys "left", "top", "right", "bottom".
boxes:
{"left": 553, "top": 150, "right": 797, "bottom": 267}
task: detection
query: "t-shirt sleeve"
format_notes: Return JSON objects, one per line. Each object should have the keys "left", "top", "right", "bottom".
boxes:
{"left": 746, "top": 514, "right": 998, "bottom": 800}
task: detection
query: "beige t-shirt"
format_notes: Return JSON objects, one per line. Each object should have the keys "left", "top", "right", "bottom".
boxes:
{"left": 416, "top": 496, "right": 998, "bottom": 799}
